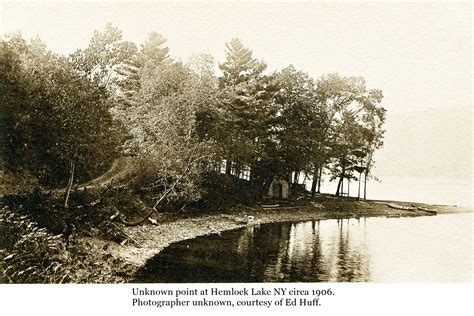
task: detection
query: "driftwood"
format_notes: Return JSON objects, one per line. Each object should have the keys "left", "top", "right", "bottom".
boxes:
{"left": 117, "top": 210, "right": 155, "bottom": 226}
{"left": 110, "top": 222, "right": 142, "bottom": 247}
{"left": 208, "top": 225, "right": 221, "bottom": 235}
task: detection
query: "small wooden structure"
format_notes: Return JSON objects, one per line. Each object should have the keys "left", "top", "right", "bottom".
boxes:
{"left": 267, "top": 176, "right": 289, "bottom": 199}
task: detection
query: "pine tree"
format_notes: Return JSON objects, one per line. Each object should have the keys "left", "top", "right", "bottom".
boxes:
{"left": 218, "top": 38, "right": 266, "bottom": 86}
{"left": 215, "top": 39, "right": 271, "bottom": 178}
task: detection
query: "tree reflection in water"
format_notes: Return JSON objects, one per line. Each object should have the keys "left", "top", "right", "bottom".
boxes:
{"left": 134, "top": 218, "right": 371, "bottom": 283}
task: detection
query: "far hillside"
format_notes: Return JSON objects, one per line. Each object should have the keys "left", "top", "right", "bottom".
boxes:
{"left": 374, "top": 105, "right": 472, "bottom": 182}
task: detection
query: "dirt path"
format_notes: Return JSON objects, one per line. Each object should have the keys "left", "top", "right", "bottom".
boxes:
{"left": 48, "top": 157, "right": 135, "bottom": 196}
{"left": 77, "top": 157, "right": 134, "bottom": 189}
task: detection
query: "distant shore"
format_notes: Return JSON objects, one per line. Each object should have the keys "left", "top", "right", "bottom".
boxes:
{"left": 83, "top": 194, "right": 470, "bottom": 282}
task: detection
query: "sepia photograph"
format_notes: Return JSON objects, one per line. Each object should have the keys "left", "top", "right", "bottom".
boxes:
{"left": 0, "top": 0, "right": 472, "bottom": 294}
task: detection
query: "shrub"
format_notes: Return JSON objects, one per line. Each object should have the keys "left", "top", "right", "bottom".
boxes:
{"left": 0, "top": 208, "right": 69, "bottom": 283}
{"left": 0, "top": 207, "right": 133, "bottom": 283}
{"left": 194, "top": 172, "right": 260, "bottom": 210}
{"left": 1, "top": 189, "right": 67, "bottom": 235}
{"left": 1, "top": 187, "right": 140, "bottom": 240}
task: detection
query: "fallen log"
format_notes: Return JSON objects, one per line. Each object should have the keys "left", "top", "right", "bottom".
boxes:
{"left": 114, "top": 149, "right": 201, "bottom": 226}
{"left": 110, "top": 222, "right": 142, "bottom": 247}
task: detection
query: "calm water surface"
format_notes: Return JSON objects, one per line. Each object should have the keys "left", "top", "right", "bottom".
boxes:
{"left": 135, "top": 213, "right": 472, "bottom": 283}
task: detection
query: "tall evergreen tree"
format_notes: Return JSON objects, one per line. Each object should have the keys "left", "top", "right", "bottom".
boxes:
{"left": 218, "top": 38, "right": 266, "bottom": 87}
{"left": 216, "top": 38, "right": 271, "bottom": 178}
{"left": 266, "top": 65, "right": 317, "bottom": 180}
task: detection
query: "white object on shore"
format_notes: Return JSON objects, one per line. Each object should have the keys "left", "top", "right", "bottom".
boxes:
{"left": 243, "top": 215, "right": 254, "bottom": 224}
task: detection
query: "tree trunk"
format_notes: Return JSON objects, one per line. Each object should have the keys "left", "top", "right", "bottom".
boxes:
{"left": 64, "top": 160, "right": 75, "bottom": 208}
{"left": 335, "top": 176, "right": 343, "bottom": 196}
{"left": 225, "top": 159, "right": 232, "bottom": 175}
{"left": 335, "top": 163, "right": 345, "bottom": 196}
{"left": 363, "top": 171, "right": 368, "bottom": 199}
{"left": 317, "top": 165, "right": 323, "bottom": 193}
{"left": 357, "top": 171, "right": 362, "bottom": 200}
{"left": 249, "top": 158, "right": 259, "bottom": 183}
{"left": 311, "top": 166, "right": 318, "bottom": 197}
{"left": 293, "top": 170, "right": 300, "bottom": 184}
{"left": 341, "top": 177, "right": 344, "bottom": 196}
{"left": 364, "top": 151, "right": 373, "bottom": 200}
{"left": 235, "top": 161, "right": 241, "bottom": 178}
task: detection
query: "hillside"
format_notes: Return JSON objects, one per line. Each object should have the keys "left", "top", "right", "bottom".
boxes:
{"left": 374, "top": 105, "right": 472, "bottom": 182}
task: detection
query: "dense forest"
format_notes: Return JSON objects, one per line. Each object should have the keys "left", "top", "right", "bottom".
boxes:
{"left": 0, "top": 24, "right": 386, "bottom": 283}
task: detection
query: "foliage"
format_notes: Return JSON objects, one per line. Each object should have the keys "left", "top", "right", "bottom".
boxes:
{"left": 0, "top": 186, "right": 145, "bottom": 241}
{"left": 1, "top": 33, "right": 124, "bottom": 187}
{"left": 70, "top": 23, "right": 138, "bottom": 95}
{"left": 114, "top": 56, "right": 215, "bottom": 205}
{"left": 218, "top": 38, "right": 266, "bottom": 87}
{"left": 212, "top": 38, "right": 274, "bottom": 175}
{"left": 1, "top": 25, "right": 390, "bottom": 284}
{"left": 312, "top": 74, "right": 386, "bottom": 195}
{"left": 0, "top": 206, "right": 133, "bottom": 283}
{"left": 265, "top": 65, "right": 318, "bottom": 176}
{"left": 1, "top": 207, "right": 68, "bottom": 283}
{"left": 2, "top": 27, "right": 386, "bottom": 203}
{"left": 194, "top": 172, "right": 260, "bottom": 210}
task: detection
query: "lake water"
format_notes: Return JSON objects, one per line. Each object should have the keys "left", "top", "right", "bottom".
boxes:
{"left": 135, "top": 213, "right": 472, "bottom": 283}
{"left": 299, "top": 174, "right": 473, "bottom": 208}
{"left": 325, "top": 176, "right": 472, "bottom": 208}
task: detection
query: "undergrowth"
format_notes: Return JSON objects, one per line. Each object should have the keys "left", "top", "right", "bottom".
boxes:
{"left": 0, "top": 186, "right": 145, "bottom": 283}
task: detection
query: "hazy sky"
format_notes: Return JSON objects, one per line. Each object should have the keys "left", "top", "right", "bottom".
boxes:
{"left": 1, "top": 1, "right": 472, "bottom": 204}
{"left": 1, "top": 2, "right": 471, "bottom": 113}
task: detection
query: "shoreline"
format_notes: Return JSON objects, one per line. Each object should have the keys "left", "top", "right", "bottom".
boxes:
{"left": 84, "top": 196, "right": 470, "bottom": 282}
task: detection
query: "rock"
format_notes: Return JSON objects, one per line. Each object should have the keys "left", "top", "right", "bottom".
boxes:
{"left": 148, "top": 218, "right": 158, "bottom": 225}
